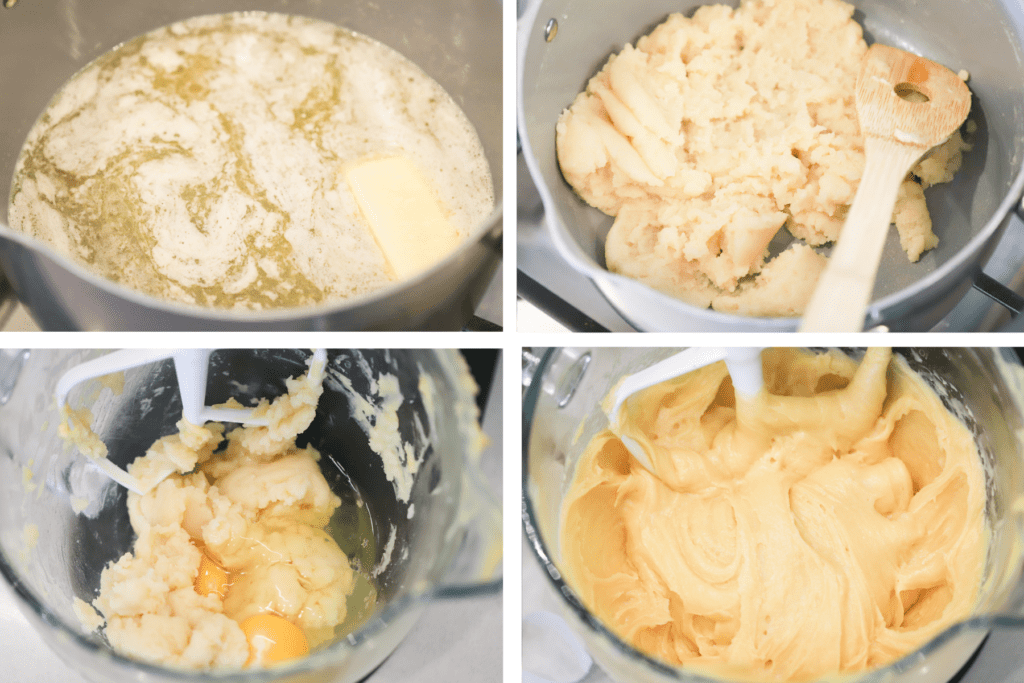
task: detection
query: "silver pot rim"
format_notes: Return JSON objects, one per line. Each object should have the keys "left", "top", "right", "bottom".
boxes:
{"left": 0, "top": 202, "right": 502, "bottom": 324}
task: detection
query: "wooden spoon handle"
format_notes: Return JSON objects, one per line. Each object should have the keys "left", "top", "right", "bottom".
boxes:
{"left": 799, "top": 137, "right": 924, "bottom": 332}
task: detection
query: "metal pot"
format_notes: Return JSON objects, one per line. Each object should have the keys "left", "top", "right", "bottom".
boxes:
{"left": 523, "top": 347, "right": 1024, "bottom": 682}
{"left": 0, "top": 0, "right": 501, "bottom": 331}
{"left": 517, "top": 0, "right": 1024, "bottom": 332}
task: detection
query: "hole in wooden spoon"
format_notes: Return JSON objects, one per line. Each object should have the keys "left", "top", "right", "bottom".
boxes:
{"left": 894, "top": 83, "right": 930, "bottom": 103}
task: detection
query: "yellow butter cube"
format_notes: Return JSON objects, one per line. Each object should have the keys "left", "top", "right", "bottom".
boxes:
{"left": 345, "top": 156, "right": 461, "bottom": 281}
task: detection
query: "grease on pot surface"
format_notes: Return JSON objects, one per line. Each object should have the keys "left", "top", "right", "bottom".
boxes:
{"left": 561, "top": 348, "right": 986, "bottom": 681}
{"left": 555, "top": 0, "right": 971, "bottom": 317}
{"left": 8, "top": 12, "right": 494, "bottom": 310}
{"left": 63, "top": 357, "right": 379, "bottom": 669}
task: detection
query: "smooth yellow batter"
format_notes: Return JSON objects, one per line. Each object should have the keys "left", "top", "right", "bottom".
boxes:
{"left": 74, "top": 358, "right": 363, "bottom": 668}
{"left": 561, "top": 348, "right": 985, "bottom": 681}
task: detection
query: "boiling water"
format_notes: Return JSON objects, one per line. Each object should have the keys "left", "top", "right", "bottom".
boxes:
{"left": 7, "top": 12, "right": 494, "bottom": 310}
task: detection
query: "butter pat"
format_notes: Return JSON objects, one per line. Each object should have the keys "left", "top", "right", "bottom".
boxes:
{"left": 345, "top": 156, "right": 461, "bottom": 280}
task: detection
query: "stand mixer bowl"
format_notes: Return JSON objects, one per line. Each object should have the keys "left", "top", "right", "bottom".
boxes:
{"left": 523, "top": 347, "right": 1024, "bottom": 683}
{"left": 0, "top": 348, "right": 501, "bottom": 683}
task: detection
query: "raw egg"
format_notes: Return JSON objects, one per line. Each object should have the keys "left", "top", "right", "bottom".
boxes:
{"left": 241, "top": 613, "right": 309, "bottom": 665}
{"left": 194, "top": 553, "right": 230, "bottom": 598}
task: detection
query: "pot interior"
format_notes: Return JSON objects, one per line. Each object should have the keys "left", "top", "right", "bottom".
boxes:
{"left": 0, "top": 0, "right": 501, "bottom": 329}
{"left": 520, "top": 0, "right": 1024, "bottom": 313}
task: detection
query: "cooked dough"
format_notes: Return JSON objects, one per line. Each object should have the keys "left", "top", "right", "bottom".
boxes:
{"left": 556, "top": 0, "right": 970, "bottom": 316}
{"left": 79, "top": 359, "right": 359, "bottom": 668}
{"left": 561, "top": 348, "right": 985, "bottom": 680}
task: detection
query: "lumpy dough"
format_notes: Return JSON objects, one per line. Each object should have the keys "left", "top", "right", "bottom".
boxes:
{"left": 555, "top": 0, "right": 971, "bottom": 316}
{"left": 561, "top": 348, "right": 986, "bottom": 681}
{"left": 83, "top": 359, "right": 358, "bottom": 668}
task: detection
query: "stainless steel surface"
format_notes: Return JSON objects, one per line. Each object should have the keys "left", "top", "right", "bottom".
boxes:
{"left": 517, "top": 154, "right": 634, "bottom": 332}
{"left": 0, "top": 262, "right": 504, "bottom": 332}
{"left": 0, "top": 0, "right": 502, "bottom": 331}
{"left": 518, "top": 0, "right": 1024, "bottom": 332}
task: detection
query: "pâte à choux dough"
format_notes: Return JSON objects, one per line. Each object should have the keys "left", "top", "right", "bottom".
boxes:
{"left": 561, "top": 348, "right": 985, "bottom": 681}
{"left": 555, "top": 0, "right": 970, "bottom": 316}
{"left": 76, "top": 356, "right": 361, "bottom": 669}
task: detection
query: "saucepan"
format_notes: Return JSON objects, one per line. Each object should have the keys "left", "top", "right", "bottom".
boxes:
{"left": 0, "top": 349, "right": 502, "bottom": 683}
{"left": 518, "top": 0, "right": 1024, "bottom": 331}
{"left": 523, "top": 347, "right": 1024, "bottom": 682}
{"left": 0, "top": 0, "right": 501, "bottom": 330}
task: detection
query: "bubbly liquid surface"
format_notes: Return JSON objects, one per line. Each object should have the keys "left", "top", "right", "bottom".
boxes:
{"left": 8, "top": 12, "right": 493, "bottom": 309}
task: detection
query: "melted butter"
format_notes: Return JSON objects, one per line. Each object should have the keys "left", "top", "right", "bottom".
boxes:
{"left": 8, "top": 12, "right": 493, "bottom": 310}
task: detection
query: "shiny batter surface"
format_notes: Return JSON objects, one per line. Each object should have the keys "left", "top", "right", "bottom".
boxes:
{"left": 561, "top": 348, "right": 985, "bottom": 681}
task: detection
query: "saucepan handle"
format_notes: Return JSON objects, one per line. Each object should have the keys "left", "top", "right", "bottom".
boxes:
{"left": 972, "top": 272, "right": 1024, "bottom": 315}
{"left": 0, "top": 272, "right": 21, "bottom": 329}
{"left": 968, "top": 199, "right": 1024, "bottom": 317}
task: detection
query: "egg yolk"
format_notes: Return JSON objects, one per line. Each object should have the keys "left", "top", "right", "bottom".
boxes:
{"left": 194, "top": 553, "right": 230, "bottom": 598}
{"left": 241, "top": 613, "right": 309, "bottom": 665}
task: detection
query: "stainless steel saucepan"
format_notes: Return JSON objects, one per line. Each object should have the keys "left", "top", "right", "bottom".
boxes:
{"left": 518, "top": 0, "right": 1024, "bottom": 332}
{"left": 0, "top": 0, "right": 501, "bottom": 331}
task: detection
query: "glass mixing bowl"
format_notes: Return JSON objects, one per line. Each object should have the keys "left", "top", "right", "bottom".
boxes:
{"left": 0, "top": 0, "right": 502, "bottom": 330}
{"left": 0, "top": 348, "right": 501, "bottom": 683}
{"left": 523, "top": 347, "right": 1024, "bottom": 683}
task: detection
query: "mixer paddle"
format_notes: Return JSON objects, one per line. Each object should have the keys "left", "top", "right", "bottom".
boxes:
{"left": 56, "top": 348, "right": 327, "bottom": 494}
{"left": 606, "top": 347, "right": 763, "bottom": 474}
{"left": 800, "top": 44, "right": 972, "bottom": 332}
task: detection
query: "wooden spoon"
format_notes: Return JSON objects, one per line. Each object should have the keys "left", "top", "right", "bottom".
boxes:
{"left": 799, "top": 44, "right": 972, "bottom": 332}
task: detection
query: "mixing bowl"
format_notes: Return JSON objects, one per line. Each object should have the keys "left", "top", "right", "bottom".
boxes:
{"left": 518, "top": 0, "right": 1024, "bottom": 331}
{"left": 0, "top": 0, "right": 502, "bottom": 330}
{"left": 523, "top": 347, "right": 1024, "bottom": 682}
{"left": 0, "top": 349, "right": 502, "bottom": 683}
